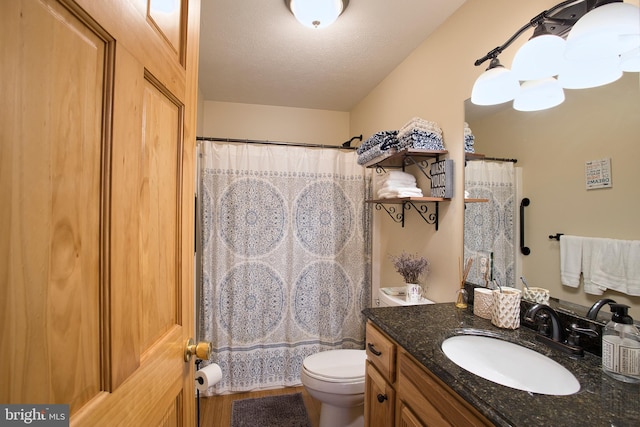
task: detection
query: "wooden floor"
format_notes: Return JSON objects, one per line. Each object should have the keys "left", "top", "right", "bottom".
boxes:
{"left": 196, "top": 386, "right": 321, "bottom": 427}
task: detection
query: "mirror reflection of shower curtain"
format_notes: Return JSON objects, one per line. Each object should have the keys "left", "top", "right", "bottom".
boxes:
{"left": 197, "top": 141, "right": 372, "bottom": 394}
{"left": 464, "top": 161, "right": 516, "bottom": 288}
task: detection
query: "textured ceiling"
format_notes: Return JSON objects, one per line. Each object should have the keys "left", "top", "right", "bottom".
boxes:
{"left": 198, "top": 0, "right": 467, "bottom": 111}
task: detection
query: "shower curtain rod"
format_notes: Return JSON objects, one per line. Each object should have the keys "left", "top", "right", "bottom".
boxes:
{"left": 196, "top": 136, "right": 358, "bottom": 150}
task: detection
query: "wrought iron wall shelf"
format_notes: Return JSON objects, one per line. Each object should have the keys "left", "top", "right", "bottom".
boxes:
{"left": 363, "top": 148, "right": 451, "bottom": 229}
{"left": 363, "top": 148, "right": 448, "bottom": 178}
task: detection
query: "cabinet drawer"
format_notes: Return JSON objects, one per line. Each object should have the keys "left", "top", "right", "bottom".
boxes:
{"left": 398, "top": 351, "right": 492, "bottom": 427}
{"left": 366, "top": 321, "right": 396, "bottom": 383}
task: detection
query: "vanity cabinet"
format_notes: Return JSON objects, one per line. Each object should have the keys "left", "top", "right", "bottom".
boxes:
{"left": 365, "top": 321, "right": 491, "bottom": 427}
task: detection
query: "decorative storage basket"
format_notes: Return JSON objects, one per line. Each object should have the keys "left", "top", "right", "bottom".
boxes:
{"left": 473, "top": 288, "right": 493, "bottom": 320}
{"left": 491, "top": 288, "right": 521, "bottom": 329}
{"left": 522, "top": 287, "right": 550, "bottom": 305}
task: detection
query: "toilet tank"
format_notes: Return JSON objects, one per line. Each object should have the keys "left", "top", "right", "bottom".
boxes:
{"left": 378, "top": 287, "right": 435, "bottom": 307}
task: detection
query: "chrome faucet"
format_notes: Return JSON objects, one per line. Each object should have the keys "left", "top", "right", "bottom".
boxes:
{"left": 525, "top": 304, "right": 564, "bottom": 342}
{"left": 586, "top": 298, "right": 616, "bottom": 320}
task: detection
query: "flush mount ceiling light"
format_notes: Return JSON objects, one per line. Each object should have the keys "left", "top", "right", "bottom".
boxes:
{"left": 285, "top": 0, "right": 349, "bottom": 29}
{"left": 471, "top": 0, "right": 640, "bottom": 111}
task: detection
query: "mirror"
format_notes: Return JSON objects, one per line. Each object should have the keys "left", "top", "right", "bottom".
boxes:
{"left": 464, "top": 72, "right": 640, "bottom": 320}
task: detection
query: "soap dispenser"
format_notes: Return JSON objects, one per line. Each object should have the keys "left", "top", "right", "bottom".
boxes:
{"left": 602, "top": 303, "right": 640, "bottom": 383}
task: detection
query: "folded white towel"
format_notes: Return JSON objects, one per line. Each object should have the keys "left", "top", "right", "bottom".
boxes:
{"left": 397, "top": 117, "right": 442, "bottom": 139}
{"left": 380, "top": 171, "right": 416, "bottom": 183}
{"left": 379, "top": 184, "right": 421, "bottom": 192}
{"left": 377, "top": 188, "right": 423, "bottom": 198}
{"left": 377, "top": 172, "right": 417, "bottom": 192}
{"left": 560, "top": 235, "right": 583, "bottom": 287}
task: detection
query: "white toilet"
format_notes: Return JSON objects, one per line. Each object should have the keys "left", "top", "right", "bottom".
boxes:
{"left": 301, "top": 349, "right": 367, "bottom": 427}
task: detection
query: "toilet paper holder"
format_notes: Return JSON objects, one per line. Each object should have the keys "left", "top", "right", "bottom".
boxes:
{"left": 184, "top": 338, "right": 212, "bottom": 362}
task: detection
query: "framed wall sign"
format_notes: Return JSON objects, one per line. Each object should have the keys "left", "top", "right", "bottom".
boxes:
{"left": 585, "top": 158, "right": 612, "bottom": 190}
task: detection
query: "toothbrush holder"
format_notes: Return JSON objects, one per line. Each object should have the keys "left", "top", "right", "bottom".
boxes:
{"left": 491, "top": 288, "right": 521, "bottom": 329}
{"left": 473, "top": 288, "right": 494, "bottom": 320}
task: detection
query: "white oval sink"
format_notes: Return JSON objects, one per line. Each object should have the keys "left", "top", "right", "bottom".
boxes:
{"left": 441, "top": 335, "right": 580, "bottom": 395}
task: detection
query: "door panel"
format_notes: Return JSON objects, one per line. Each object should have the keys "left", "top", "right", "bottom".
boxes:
{"left": 1, "top": 0, "right": 200, "bottom": 424}
{"left": 139, "top": 75, "right": 181, "bottom": 352}
{"left": 148, "top": 0, "right": 184, "bottom": 59}
{"left": 0, "top": 0, "right": 107, "bottom": 412}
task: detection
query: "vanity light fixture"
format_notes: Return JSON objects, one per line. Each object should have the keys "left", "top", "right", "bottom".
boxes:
{"left": 472, "top": 0, "right": 640, "bottom": 110}
{"left": 285, "top": 0, "right": 349, "bottom": 29}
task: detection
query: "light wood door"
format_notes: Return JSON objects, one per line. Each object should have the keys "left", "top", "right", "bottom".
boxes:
{"left": 0, "top": 0, "right": 200, "bottom": 425}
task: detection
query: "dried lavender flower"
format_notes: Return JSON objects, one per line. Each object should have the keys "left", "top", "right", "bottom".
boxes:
{"left": 389, "top": 251, "right": 430, "bottom": 283}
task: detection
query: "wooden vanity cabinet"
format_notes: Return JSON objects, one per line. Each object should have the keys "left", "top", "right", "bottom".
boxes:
{"left": 365, "top": 321, "right": 492, "bottom": 427}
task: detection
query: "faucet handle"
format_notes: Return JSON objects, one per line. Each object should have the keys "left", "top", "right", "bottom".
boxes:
{"left": 566, "top": 323, "right": 599, "bottom": 346}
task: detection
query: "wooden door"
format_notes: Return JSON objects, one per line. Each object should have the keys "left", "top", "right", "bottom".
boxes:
{"left": 0, "top": 0, "right": 200, "bottom": 425}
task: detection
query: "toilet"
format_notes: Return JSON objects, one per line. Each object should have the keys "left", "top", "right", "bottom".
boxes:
{"left": 301, "top": 349, "right": 367, "bottom": 427}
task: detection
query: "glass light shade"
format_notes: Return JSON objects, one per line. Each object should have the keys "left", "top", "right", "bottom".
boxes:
{"left": 621, "top": 46, "right": 640, "bottom": 72}
{"left": 513, "top": 78, "right": 565, "bottom": 112}
{"left": 565, "top": 2, "right": 640, "bottom": 61}
{"left": 558, "top": 55, "right": 622, "bottom": 89}
{"left": 471, "top": 66, "right": 520, "bottom": 105}
{"left": 512, "top": 34, "right": 566, "bottom": 80}
{"left": 290, "top": 0, "right": 344, "bottom": 29}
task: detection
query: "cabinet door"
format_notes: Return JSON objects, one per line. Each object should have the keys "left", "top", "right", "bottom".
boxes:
{"left": 365, "top": 361, "right": 395, "bottom": 427}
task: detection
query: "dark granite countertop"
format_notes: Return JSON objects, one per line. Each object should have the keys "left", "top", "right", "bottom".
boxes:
{"left": 362, "top": 303, "right": 640, "bottom": 427}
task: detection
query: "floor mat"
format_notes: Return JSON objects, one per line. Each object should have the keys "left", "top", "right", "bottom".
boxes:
{"left": 230, "top": 392, "right": 312, "bottom": 427}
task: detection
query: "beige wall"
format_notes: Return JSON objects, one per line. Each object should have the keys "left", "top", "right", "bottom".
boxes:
{"left": 199, "top": 0, "right": 638, "bottom": 315}
{"left": 200, "top": 101, "right": 350, "bottom": 145}
{"left": 349, "top": 0, "right": 556, "bottom": 303}
{"left": 468, "top": 72, "right": 640, "bottom": 317}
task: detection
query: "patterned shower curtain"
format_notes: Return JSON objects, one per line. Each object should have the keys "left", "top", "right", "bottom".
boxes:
{"left": 197, "top": 141, "right": 372, "bottom": 394}
{"left": 464, "top": 160, "right": 516, "bottom": 288}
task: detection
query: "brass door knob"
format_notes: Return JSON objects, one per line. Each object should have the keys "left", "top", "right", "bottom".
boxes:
{"left": 184, "top": 338, "right": 212, "bottom": 362}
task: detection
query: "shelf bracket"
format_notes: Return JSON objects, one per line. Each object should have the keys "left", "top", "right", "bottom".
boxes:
{"left": 405, "top": 200, "right": 439, "bottom": 230}
{"left": 374, "top": 203, "right": 405, "bottom": 226}
{"left": 374, "top": 201, "right": 439, "bottom": 229}
{"left": 403, "top": 154, "right": 437, "bottom": 180}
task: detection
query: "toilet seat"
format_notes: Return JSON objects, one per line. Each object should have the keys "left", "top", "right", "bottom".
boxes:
{"left": 302, "top": 349, "right": 366, "bottom": 383}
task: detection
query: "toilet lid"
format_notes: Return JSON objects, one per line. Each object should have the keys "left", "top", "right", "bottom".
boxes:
{"left": 303, "top": 349, "right": 366, "bottom": 381}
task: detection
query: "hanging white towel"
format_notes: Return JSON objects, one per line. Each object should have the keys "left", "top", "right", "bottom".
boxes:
{"left": 560, "top": 235, "right": 583, "bottom": 288}
{"left": 592, "top": 239, "right": 640, "bottom": 296}
{"left": 581, "top": 237, "right": 608, "bottom": 295}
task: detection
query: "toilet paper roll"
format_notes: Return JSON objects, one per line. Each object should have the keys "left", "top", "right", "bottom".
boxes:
{"left": 195, "top": 363, "right": 222, "bottom": 391}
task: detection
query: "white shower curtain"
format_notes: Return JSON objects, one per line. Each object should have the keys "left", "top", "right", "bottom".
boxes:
{"left": 464, "top": 160, "right": 516, "bottom": 288}
{"left": 198, "top": 141, "right": 372, "bottom": 394}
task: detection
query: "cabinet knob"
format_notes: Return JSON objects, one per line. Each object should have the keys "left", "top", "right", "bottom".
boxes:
{"left": 377, "top": 393, "right": 388, "bottom": 403}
